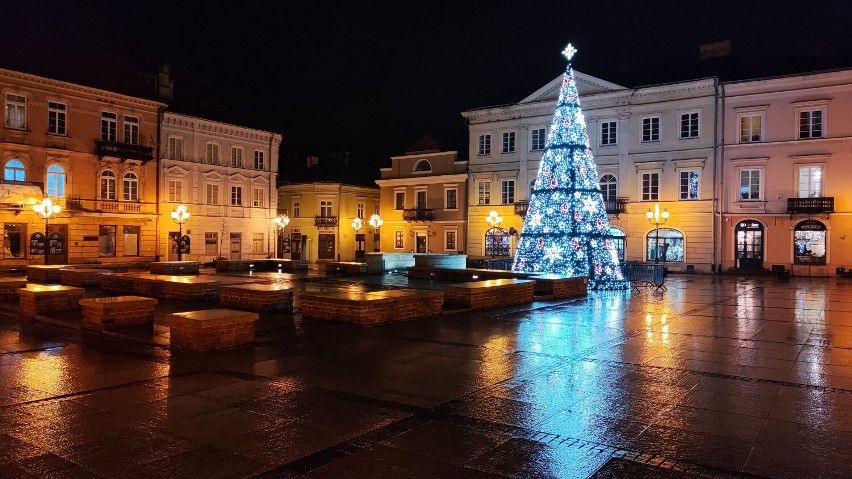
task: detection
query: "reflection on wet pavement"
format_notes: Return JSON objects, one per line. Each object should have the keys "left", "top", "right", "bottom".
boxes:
{"left": 1, "top": 275, "right": 851, "bottom": 478}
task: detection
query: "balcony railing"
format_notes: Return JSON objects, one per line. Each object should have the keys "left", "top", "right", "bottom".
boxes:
{"left": 65, "top": 195, "right": 156, "bottom": 214}
{"left": 787, "top": 197, "right": 834, "bottom": 214}
{"left": 604, "top": 198, "right": 628, "bottom": 215}
{"left": 514, "top": 201, "right": 529, "bottom": 217}
{"left": 95, "top": 140, "right": 154, "bottom": 162}
{"left": 314, "top": 216, "right": 338, "bottom": 227}
{"left": 403, "top": 208, "right": 434, "bottom": 222}
{"left": 0, "top": 179, "right": 44, "bottom": 190}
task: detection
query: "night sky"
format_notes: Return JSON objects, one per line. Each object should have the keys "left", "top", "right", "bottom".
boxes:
{"left": 7, "top": 1, "right": 851, "bottom": 184}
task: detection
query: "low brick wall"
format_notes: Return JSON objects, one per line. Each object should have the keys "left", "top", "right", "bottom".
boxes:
{"left": 79, "top": 295, "right": 158, "bottom": 331}
{"left": 25, "top": 265, "right": 67, "bottom": 284}
{"left": 324, "top": 262, "right": 368, "bottom": 275}
{"left": 19, "top": 284, "right": 85, "bottom": 319}
{"left": 59, "top": 268, "right": 112, "bottom": 287}
{"left": 407, "top": 266, "right": 530, "bottom": 282}
{"left": 219, "top": 284, "right": 294, "bottom": 311}
{"left": 301, "top": 289, "right": 443, "bottom": 325}
{"left": 214, "top": 259, "right": 308, "bottom": 273}
{"left": 101, "top": 273, "right": 220, "bottom": 301}
{"left": 149, "top": 261, "right": 201, "bottom": 275}
{"left": 167, "top": 309, "right": 258, "bottom": 351}
{"left": 532, "top": 275, "right": 588, "bottom": 299}
{"left": 444, "top": 279, "right": 535, "bottom": 310}
{"left": 0, "top": 277, "right": 27, "bottom": 300}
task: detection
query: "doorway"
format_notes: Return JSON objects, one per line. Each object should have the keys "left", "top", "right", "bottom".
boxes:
{"left": 318, "top": 234, "right": 335, "bottom": 260}
{"left": 47, "top": 224, "right": 68, "bottom": 265}
{"left": 168, "top": 231, "right": 180, "bottom": 261}
{"left": 355, "top": 233, "right": 366, "bottom": 260}
{"left": 230, "top": 232, "right": 241, "bottom": 260}
{"left": 415, "top": 233, "right": 427, "bottom": 253}
{"left": 735, "top": 220, "right": 764, "bottom": 270}
{"left": 290, "top": 232, "right": 302, "bottom": 260}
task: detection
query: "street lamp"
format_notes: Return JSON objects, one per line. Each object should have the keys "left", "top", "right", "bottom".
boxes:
{"left": 646, "top": 203, "right": 670, "bottom": 263}
{"left": 274, "top": 214, "right": 290, "bottom": 258}
{"left": 33, "top": 198, "right": 61, "bottom": 265}
{"left": 368, "top": 214, "right": 383, "bottom": 252}
{"left": 351, "top": 217, "right": 363, "bottom": 260}
{"left": 170, "top": 204, "right": 190, "bottom": 261}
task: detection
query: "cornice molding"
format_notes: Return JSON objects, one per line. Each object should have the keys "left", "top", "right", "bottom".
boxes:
{"left": 163, "top": 113, "right": 282, "bottom": 144}
{"left": 375, "top": 173, "right": 468, "bottom": 187}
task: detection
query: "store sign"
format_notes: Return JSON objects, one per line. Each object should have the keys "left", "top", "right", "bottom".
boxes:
{"left": 797, "top": 220, "right": 826, "bottom": 231}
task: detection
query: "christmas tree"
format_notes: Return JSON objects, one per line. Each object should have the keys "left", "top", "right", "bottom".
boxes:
{"left": 512, "top": 44, "right": 627, "bottom": 290}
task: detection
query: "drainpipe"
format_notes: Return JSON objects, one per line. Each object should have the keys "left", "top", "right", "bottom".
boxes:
{"left": 155, "top": 105, "right": 165, "bottom": 261}
{"left": 717, "top": 80, "right": 725, "bottom": 274}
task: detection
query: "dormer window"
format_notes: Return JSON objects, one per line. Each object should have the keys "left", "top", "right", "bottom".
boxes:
{"left": 413, "top": 159, "right": 432, "bottom": 172}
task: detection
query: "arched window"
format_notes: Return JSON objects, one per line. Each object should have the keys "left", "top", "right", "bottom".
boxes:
{"left": 609, "top": 226, "right": 626, "bottom": 262}
{"left": 46, "top": 165, "right": 65, "bottom": 197}
{"left": 100, "top": 170, "right": 116, "bottom": 200}
{"left": 646, "top": 228, "right": 684, "bottom": 262}
{"left": 413, "top": 160, "right": 432, "bottom": 172}
{"left": 794, "top": 220, "right": 826, "bottom": 265}
{"left": 4, "top": 159, "right": 25, "bottom": 182}
{"left": 123, "top": 172, "right": 138, "bottom": 201}
{"left": 485, "top": 226, "right": 511, "bottom": 258}
{"left": 599, "top": 174, "right": 617, "bottom": 201}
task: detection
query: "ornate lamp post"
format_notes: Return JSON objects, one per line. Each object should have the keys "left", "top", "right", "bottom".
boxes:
{"left": 351, "top": 217, "right": 363, "bottom": 260}
{"left": 368, "top": 214, "right": 383, "bottom": 252}
{"left": 170, "top": 204, "right": 190, "bottom": 261}
{"left": 33, "top": 198, "right": 61, "bottom": 265}
{"left": 274, "top": 214, "right": 290, "bottom": 258}
{"left": 646, "top": 203, "right": 670, "bottom": 264}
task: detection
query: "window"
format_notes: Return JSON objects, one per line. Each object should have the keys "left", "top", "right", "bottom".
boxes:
{"left": 794, "top": 220, "right": 826, "bottom": 265}
{"left": 319, "top": 200, "right": 332, "bottom": 217}
{"left": 680, "top": 112, "right": 700, "bottom": 139}
{"left": 48, "top": 102, "right": 66, "bottom": 135}
{"left": 531, "top": 128, "right": 546, "bottom": 150}
{"left": 394, "top": 231, "right": 404, "bottom": 249}
{"left": 5, "top": 94, "right": 26, "bottom": 129}
{"left": 394, "top": 191, "right": 405, "bottom": 210}
{"left": 739, "top": 114, "right": 763, "bottom": 143}
{"left": 642, "top": 116, "right": 660, "bottom": 142}
{"left": 357, "top": 202, "right": 365, "bottom": 218}
{"left": 292, "top": 201, "right": 300, "bottom": 218}
{"left": 205, "top": 232, "right": 218, "bottom": 255}
{"left": 739, "top": 169, "right": 761, "bottom": 200}
{"left": 374, "top": 204, "right": 380, "bottom": 216}
{"left": 679, "top": 170, "right": 699, "bottom": 200}
{"left": 641, "top": 172, "right": 659, "bottom": 201}
{"left": 798, "top": 165, "right": 823, "bottom": 198}
{"left": 253, "top": 188, "right": 264, "bottom": 207}
{"left": 477, "top": 134, "right": 491, "bottom": 155}
{"left": 478, "top": 181, "right": 491, "bottom": 205}
{"left": 415, "top": 190, "right": 427, "bottom": 209}
{"left": 799, "top": 109, "right": 824, "bottom": 139}
{"left": 609, "top": 227, "right": 625, "bottom": 263}
{"left": 445, "top": 188, "right": 457, "bottom": 209}
{"left": 122, "top": 172, "right": 138, "bottom": 201}
{"left": 646, "top": 228, "right": 684, "bottom": 262}
{"left": 254, "top": 150, "right": 265, "bottom": 170}
{"left": 599, "top": 174, "right": 617, "bottom": 202}
{"left": 123, "top": 226, "right": 139, "bottom": 256}
{"left": 206, "top": 184, "right": 220, "bottom": 205}
{"left": 501, "top": 131, "right": 515, "bottom": 153}
{"left": 501, "top": 180, "right": 515, "bottom": 204}
{"left": 101, "top": 112, "right": 117, "bottom": 141}
{"left": 600, "top": 120, "right": 617, "bottom": 146}
{"left": 168, "top": 137, "right": 183, "bottom": 160}
{"left": 4, "top": 160, "right": 25, "bottom": 182}
{"left": 168, "top": 180, "right": 182, "bottom": 202}
{"left": 445, "top": 230, "right": 457, "bottom": 251}
{"left": 46, "top": 165, "right": 65, "bottom": 197}
{"left": 231, "top": 146, "right": 243, "bottom": 168}
{"left": 99, "top": 225, "right": 116, "bottom": 256}
{"left": 123, "top": 116, "right": 139, "bottom": 145}
{"left": 231, "top": 186, "right": 242, "bottom": 206}
{"left": 206, "top": 143, "right": 219, "bottom": 164}
{"left": 100, "top": 170, "right": 116, "bottom": 200}
{"left": 252, "top": 232, "right": 264, "bottom": 253}
{"left": 413, "top": 160, "right": 432, "bottom": 172}
{"left": 3, "top": 223, "right": 24, "bottom": 258}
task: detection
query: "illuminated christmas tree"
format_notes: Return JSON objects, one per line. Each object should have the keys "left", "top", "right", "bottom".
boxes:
{"left": 512, "top": 44, "right": 627, "bottom": 290}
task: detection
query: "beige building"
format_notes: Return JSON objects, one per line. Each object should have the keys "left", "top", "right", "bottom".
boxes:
{"left": 0, "top": 68, "right": 164, "bottom": 265}
{"left": 277, "top": 182, "right": 379, "bottom": 263}
{"left": 375, "top": 137, "right": 468, "bottom": 255}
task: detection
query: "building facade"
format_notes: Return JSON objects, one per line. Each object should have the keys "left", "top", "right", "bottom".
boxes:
{"left": 0, "top": 68, "right": 164, "bottom": 265}
{"left": 720, "top": 69, "right": 852, "bottom": 276}
{"left": 463, "top": 72, "right": 719, "bottom": 272}
{"left": 375, "top": 142, "right": 468, "bottom": 255}
{"left": 159, "top": 113, "right": 281, "bottom": 262}
{"left": 277, "top": 183, "right": 379, "bottom": 263}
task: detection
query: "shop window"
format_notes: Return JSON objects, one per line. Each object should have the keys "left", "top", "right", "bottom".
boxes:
{"left": 646, "top": 228, "right": 684, "bottom": 262}
{"left": 794, "top": 220, "right": 826, "bottom": 265}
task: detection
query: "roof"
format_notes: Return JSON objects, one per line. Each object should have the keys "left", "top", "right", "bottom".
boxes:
{"left": 404, "top": 135, "right": 441, "bottom": 155}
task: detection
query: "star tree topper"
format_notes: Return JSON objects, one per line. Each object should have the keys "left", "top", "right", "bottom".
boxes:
{"left": 562, "top": 43, "right": 577, "bottom": 61}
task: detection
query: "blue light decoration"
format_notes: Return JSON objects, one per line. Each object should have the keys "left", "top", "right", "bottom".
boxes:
{"left": 512, "top": 44, "right": 628, "bottom": 290}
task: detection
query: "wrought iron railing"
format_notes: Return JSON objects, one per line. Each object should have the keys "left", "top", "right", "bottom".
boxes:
{"left": 403, "top": 208, "right": 434, "bottom": 222}
{"left": 514, "top": 201, "right": 529, "bottom": 217}
{"left": 95, "top": 140, "right": 154, "bottom": 162}
{"left": 787, "top": 197, "right": 834, "bottom": 214}
{"left": 604, "top": 198, "right": 628, "bottom": 215}
{"left": 314, "top": 216, "right": 338, "bottom": 227}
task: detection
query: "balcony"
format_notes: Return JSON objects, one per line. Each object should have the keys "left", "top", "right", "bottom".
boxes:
{"left": 65, "top": 195, "right": 155, "bottom": 214}
{"left": 787, "top": 197, "right": 834, "bottom": 214}
{"left": 96, "top": 140, "right": 154, "bottom": 163}
{"left": 604, "top": 198, "right": 628, "bottom": 215}
{"left": 514, "top": 201, "right": 529, "bottom": 217}
{"left": 403, "top": 208, "right": 434, "bottom": 222}
{"left": 314, "top": 216, "right": 338, "bottom": 227}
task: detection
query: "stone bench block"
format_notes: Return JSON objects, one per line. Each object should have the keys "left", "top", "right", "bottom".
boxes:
{"left": 101, "top": 273, "right": 220, "bottom": 301}
{"left": 301, "top": 289, "right": 443, "bottom": 325}
{"left": 214, "top": 259, "right": 308, "bottom": 273}
{"left": 59, "top": 268, "right": 112, "bottom": 287}
{"left": 0, "top": 277, "right": 27, "bottom": 299}
{"left": 79, "top": 295, "right": 158, "bottom": 331}
{"left": 149, "top": 261, "right": 201, "bottom": 275}
{"left": 324, "top": 262, "right": 368, "bottom": 275}
{"left": 219, "top": 283, "right": 294, "bottom": 311}
{"left": 25, "top": 265, "right": 67, "bottom": 284}
{"left": 443, "top": 278, "right": 535, "bottom": 310}
{"left": 167, "top": 309, "right": 259, "bottom": 351}
{"left": 531, "top": 275, "right": 589, "bottom": 299}
{"left": 19, "top": 284, "right": 85, "bottom": 319}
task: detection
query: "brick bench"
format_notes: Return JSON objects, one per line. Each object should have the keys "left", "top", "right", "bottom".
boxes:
{"left": 325, "top": 261, "right": 369, "bottom": 275}
{"left": 59, "top": 268, "right": 112, "bottom": 287}
{"left": 19, "top": 284, "right": 85, "bottom": 319}
{"left": 301, "top": 289, "right": 443, "bottom": 325}
{"left": 407, "top": 266, "right": 531, "bottom": 282}
{"left": 101, "top": 273, "right": 221, "bottom": 301}
{"left": 25, "top": 265, "right": 68, "bottom": 284}
{"left": 443, "top": 279, "right": 535, "bottom": 310}
{"left": 0, "top": 277, "right": 27, "bottom": 300}
{"left": 167, "top": 309, "right": 259, "bottom": 351}
{"left": 214, "top": 259, "right": 309, "bottom": 273}
{"left": 149, "top": 261, "right": 201, "bottom": 275}
{"left": 219, "top": 283, "right": 294, "bottom": 311}
{"left": 531, "top": 275, "right": 588, "bottom": 299}
{"left": 79, "top": 296, "right": 158, "bottom": 331}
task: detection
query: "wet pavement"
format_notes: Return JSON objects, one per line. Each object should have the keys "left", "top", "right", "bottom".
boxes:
{"left": 1, "top": 274, "right": 851, "bottom": 478}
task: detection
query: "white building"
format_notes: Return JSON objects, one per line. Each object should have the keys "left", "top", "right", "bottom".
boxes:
{"left": 159, "top": 113, "right": 281, "bottom": 262}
